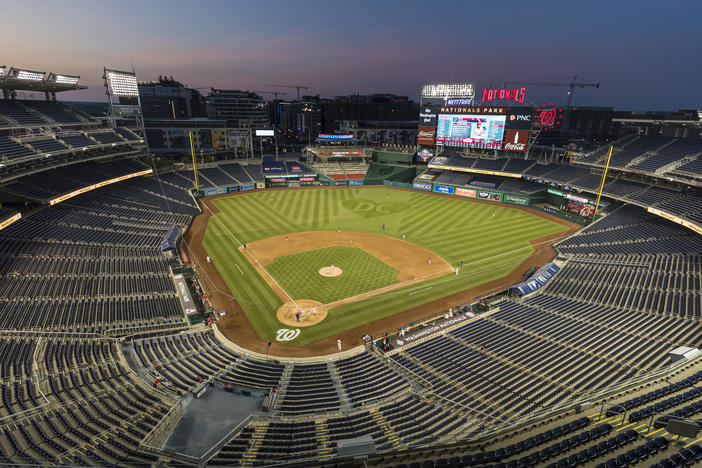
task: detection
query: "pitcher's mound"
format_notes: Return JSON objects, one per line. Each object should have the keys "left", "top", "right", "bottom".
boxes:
{"left": 277, "top": 300, "right": 327, "bottom": 327}
{"left": 318, "top": 266, "right": 342, "bottom": 277}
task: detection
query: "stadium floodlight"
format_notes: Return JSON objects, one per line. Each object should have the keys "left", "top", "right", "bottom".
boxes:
{"left": 104, "top": 68, "right": 139, "bottom": 97}
{"left": 14, "top": 69, "right": 44, "bottom": 81}
{"left": 0, "top": 66, "right": 5, "bottom": 78}
{"left": 52, "top": 74, "right": 80, "bottom": 85}
{"left": 421, "top": 83, "right": 476, "bottom": 98}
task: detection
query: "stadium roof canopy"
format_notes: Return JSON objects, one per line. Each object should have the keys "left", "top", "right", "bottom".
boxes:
{"left": 0, "top": 66, "right": 87, "bottom": 93}
{"left": 612, "top": 118, "right": 700, "bottom": 126}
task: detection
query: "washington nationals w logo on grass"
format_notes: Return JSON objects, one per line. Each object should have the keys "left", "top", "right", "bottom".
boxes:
{"left": 276, "top": 329, "right": 300, "bottom": 341}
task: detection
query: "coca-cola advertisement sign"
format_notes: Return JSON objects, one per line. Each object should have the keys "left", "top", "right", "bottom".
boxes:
{"left": 417, "top": 126, "right": 436, "bottom": 146}
{"left": 503, "top": 129, "right": 529, "bottom": 152}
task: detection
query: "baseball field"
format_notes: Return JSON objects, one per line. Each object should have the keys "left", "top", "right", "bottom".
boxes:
{"left": 198, "top": 186, "right": 570, "bottom": 346}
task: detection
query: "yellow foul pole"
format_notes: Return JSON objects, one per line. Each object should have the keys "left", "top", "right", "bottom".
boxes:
{"left": 592, "top": 145, "right": 613, "bottom": 222}
{"left": 189, "top": 131, "right": 199, "bottom": 192}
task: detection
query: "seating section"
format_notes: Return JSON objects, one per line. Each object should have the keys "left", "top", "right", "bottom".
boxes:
{"left": 88, "top": 130, "right": 124, "bottom": 145}
{"left": 113, "top": 127, "right": 141, "bottom": 141}
{"left": 58, "top": 133, "right": 95, "bottom": 149}
{"left": 219, "top": 162, "right": 254, "bottom": 183}
{"left": 243, "top": 163, "right": 263, "bottom": 182}
{"left": 0, "top": 136, "right": 37, "bottom": 161}
{"left": 0, "top": 100, "right": 49, "bottom": 126}
{"left": 472, "top": 157, "right": 508, "bottom": 171}
{"left": 0, "top": 207, "right": 17, "bottom": 222}
{"left": 311, "top": 160, "right": 346, "bottom": 180}
{"left": 197, "top": 167, "right": 238, "bottom": 187}
{"left": 0, "top": 164, "right": 199, "bottom": 335}
{"left": 0, "top": 159, "right": 151, "bottom": 202}
{"left": 580, "top": 135, "right": 702, "bottom": 183}
{"left": 23, "top": 137, "right": 69, "bottom": 154}
{"left": 433, "top": 170, "right": 471, "bottom": 186}
{"left": 22, "top": 100, "right": 87, "bottom": 124}
{"left": 629, "top": 138, "right": 702, "bottom": 173}
{"left": 0, "top": 334, "right": 169, "bottom": 467}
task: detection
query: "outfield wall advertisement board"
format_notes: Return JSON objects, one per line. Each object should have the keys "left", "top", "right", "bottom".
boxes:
{"left": 433, "top": 184, "right": 454, "bottom": 195}
{"left": 413, "top": 181, "right": 432, "bottom": 191}
{"left": 477, "top": 190, "right": 502, "bottom": 202}
{"left": 455, "top": 187, "right": 476, "bottom": 198}
{"left": 430, "top": 184, "right": 503, "bottom": 202}
{"left": 503, "top": 194, "right": 530, "bottom": 205}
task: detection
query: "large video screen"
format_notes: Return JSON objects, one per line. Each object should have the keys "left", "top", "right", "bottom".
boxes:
{"left": 436, "top": 113, "right": 506, "bottom": 149}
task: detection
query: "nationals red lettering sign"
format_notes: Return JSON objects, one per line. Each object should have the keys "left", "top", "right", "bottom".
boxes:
{"left": 482, "top": 87, "right": 526, "bottom": 104}
{"left": 417, "top": 126, "right": 436, "bottom": 146}
{"left": 503, "top": 129, "right": 529, "bottom": 152}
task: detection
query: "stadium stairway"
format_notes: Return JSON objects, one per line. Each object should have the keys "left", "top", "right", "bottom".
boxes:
{"left": 270, "top": 362, "right": 294, "bottom": 411}
{"left": 238, "top": 420, "right": 269, "bottom": 468}
{"left": 326, "top": 360, "right": 352, "bottom": 409}
{"left": 314, "top": 419, "right": 333, "bottom": 461}
{"left": 370, "top": 407, "right": 406, "bottom": 451}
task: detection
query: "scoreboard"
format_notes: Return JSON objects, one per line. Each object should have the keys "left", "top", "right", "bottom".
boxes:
{"left": 420, "top": 105, "right": 534, "bottom": 152}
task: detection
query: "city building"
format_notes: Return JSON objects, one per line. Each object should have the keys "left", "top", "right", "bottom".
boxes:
{"left": 206, "top": 89, "right": 268, "bottom": 129}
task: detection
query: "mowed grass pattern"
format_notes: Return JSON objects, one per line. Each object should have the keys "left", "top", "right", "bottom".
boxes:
{"left": 266, "top": 246, "right": 400, "bottom": 304}
{"left": 203, "top": 187, "right": 569, "bottom": 345}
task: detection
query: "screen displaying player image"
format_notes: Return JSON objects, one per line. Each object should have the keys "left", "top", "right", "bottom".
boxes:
{"left": 436, "top": 113, "right": 506, "bottom": 148}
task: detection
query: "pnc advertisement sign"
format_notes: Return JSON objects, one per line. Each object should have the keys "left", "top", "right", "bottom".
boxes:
{"left": 417, "top": 126, "right": 436, "bottom": 146}
{"left": 482, "top": 87, "right": 526, "bottom": 104}
{"left": 506, "top": 107, "right": 535, "bottom": 130}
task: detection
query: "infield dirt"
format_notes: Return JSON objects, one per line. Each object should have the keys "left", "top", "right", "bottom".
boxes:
{"left": 238, "top": 231, "right": 453, "bottom": 305}
{"left": 181, "top": 187, "right": 581, "bottom": 357}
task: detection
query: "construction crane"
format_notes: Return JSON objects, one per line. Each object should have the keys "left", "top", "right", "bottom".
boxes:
{"left": 254, "top": 90, "right": 287, "bottom": 100}
{"left": 503, "top": 75, "right": 600, "bottom": 107}
{"left": 264, "top": 84, "right": 309, "bottom": 99}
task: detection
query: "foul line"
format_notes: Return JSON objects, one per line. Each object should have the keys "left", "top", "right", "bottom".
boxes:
{"left": 235, "top": 264, "right": 243, "bottom": 275}
{"left": 323, "top": 234, "right": 567, "bottom": 308}
{"left": 199, "top": 199, "right": 299, "bottom": 308}
{"left": 409, "top": 287, "right": 433, "bottom": 296}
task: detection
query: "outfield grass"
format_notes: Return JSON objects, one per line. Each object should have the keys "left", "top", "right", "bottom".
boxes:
{"left": 266, "top": 246, "right": 400, "bottom": 304}
{"left": 202, "top": 186, "right": 568, "bottom": 345}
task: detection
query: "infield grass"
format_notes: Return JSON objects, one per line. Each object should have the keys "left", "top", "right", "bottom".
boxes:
{"left": 266, "top": 246, "right": 400, "bottom": 304}
{"left": 202, "top": 186, "right": 569, "bottom": 345}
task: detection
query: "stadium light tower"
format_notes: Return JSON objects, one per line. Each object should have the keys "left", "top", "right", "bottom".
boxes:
{"left": 103, "top": 67, "right": 147, "bottom": 142}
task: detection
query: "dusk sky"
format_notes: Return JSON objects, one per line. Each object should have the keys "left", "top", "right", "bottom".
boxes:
{"left": 3, "top": 0, "right": 701, "bottom": 110}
